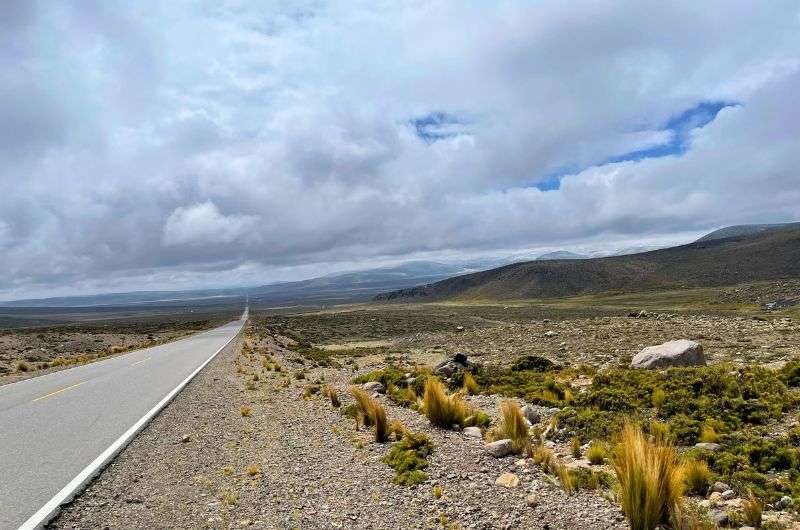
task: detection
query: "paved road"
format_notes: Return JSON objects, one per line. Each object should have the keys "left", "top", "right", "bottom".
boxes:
{"left": 0, "top": 310, "right": 246, "bottom": 529}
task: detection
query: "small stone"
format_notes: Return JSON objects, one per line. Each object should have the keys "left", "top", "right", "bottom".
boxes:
{"left": 485, "top": 439, "right": 513, "bottom": 458}
{"left": 181, "top": 434, "right": 191, "bottom": 443}
{"left": 721, "top": 490, "right": 736, "bottom": 500}
{"left": 711, "top": 481, "right": 731, "bottom": 493}
{"left": 709, "top": 492, "right": 722, "bottom": 503}
{"left": 362, "top": 381, "right": 385, "bottom": 393}
{"left": 455, "top": 326, "right": 465, "bottom": 332}
{"left": 495, "top": 472, "right": 520, "bottom": 488}
{"left": 463, "top": 427, "right": 482, "bottom": 439}
{"left": 525, "top": 493, "right": 539, "bottom": 507}
{"left": 694, "top": 442, "right": 721, "bottom": 452}
{"left": 520, "top": 405, "right": 541, "bottom": 424}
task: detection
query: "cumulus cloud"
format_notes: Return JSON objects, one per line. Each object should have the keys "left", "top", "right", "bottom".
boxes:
{"left": 1, "top": 0, "right": 799, "bottom": 299}
{"left": 163, "top": 201, "right": 258, "bottom": 247}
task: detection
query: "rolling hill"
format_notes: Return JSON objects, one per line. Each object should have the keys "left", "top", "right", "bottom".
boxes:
{"left": 375, "top": 225, "right": 800, "bottom": 301}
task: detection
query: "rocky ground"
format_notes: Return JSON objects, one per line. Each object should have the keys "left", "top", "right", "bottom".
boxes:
{"left": 0, "top": 316, "right": 231, "bottom": 384}
{"left": 399, "top": 312, "right": 800, "bottom": 370}
{"left": 52, "top": 323, "right": 626, "bottom": 530}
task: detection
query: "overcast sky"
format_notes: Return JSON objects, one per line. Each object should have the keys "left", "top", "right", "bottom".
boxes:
{"left": 2, "top": 1, "right": 800, "bottom": 300}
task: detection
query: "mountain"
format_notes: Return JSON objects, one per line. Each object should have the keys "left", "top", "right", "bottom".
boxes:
{"left": 375, "top": 226, "right": 800, "bottom": 301}
{"left": 0, "top": 261, "right": 470, "bottom": 308}
{"left": 247, "top": 261, "right": 469, "bottom": 304}
{"left": 696, "top": 222, "right": 800, "bottom": 242}
{"left": 536, "top": 251, "right": 588, "bottom": 260}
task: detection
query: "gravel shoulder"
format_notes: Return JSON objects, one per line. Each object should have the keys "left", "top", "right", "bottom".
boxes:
{"left": 52, "top": 323, "right": 625, "bottom": 530}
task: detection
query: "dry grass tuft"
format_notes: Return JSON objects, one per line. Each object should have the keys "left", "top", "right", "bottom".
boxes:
{"left": 390, "top": 420, "right": 409, "bottom": 440}
{"left": 698, "top": 424, "right": 718, "bottom": 443}
{"left": 682, "top": 458, "right": 711, "bottom": 496}
{"left": 240, "top": 405, "right": 252, "bottom": 417}
{"left": 532, "top": 445, "right": 554, "bottom": 471}
{"left": 463, "top": 372, "right": 479, "bottom": 395}
{"left": 651, "top": 387, "right": 666, "bottom": 409}
{"left": 328, "top": 386, "right": 341, "bottom": 408}
{"left": 570, "top": 436, "right": 582, "bottom": 458}
{"left": 490, "top": 400, "right": 531, "bottom": 454}
{"left": 587, "top": 442, "right": 606, "bottom": 465}
{"left": 612, "top": 423, "right": 684, "bottom": 530}
{"left": 350, "top": 386, "right": 389, "bottom": 442}
{"left": 422, "top": 378, "right": 471, "bottom": 429}
{"left": 740, "top": 490, "right": 763, "bottom": 527}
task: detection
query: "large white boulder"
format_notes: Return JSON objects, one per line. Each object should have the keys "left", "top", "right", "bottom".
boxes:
{"left": 631, "top": 339, "right": 705, "bottom": 369}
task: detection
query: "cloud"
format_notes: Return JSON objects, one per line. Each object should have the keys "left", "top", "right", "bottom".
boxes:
{"left": 1, "top": 1, "right": 799, "bottom": 299}
{"left": 163, "top": 201, "right": 258, "bottom": 247}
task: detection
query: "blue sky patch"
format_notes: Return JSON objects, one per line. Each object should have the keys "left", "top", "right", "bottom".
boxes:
{"left": 535, "top": 100, "right": 737, "bottom": 191}
{"left": 411, "top": 112, "right": 466, "bottom": 143}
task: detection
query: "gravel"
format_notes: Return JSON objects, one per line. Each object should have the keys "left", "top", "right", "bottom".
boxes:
{"left": 52, "top": 325, "right": 627, "bottom": 529}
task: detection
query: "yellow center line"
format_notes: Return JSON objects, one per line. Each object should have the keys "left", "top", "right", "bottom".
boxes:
{"left": 131, "top": 357, "right": 151, "bottom": 366}
{"left": 32, "top": 381, "right": 85, "bottom": 402}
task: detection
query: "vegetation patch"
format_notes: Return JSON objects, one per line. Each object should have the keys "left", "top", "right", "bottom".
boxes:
{"left": 383, "top": 431, "right": 433, "bottom": 486}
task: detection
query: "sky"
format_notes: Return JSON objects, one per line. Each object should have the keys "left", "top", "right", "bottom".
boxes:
{"left": 2, "top": 1, "right": 800, "bottom": 301}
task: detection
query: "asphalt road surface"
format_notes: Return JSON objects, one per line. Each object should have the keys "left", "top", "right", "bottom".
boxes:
{"left": 0, "top": 310, "right": 246, "bottom": 529}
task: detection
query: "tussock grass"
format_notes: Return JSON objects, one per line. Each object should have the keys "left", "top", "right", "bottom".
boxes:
{"left": 422, "top": 378, "right": 471, "bottom": 429}
{"left": 532, "top": 445, "right": 553, "bottom": 471}
{"left": 463, "top": 372, "right": 479, "bottom": 395}
{"left": 651, "top": 388, "right": 666, "bottom": 409}
{"left": 698, "top": 424, "right": 718, "bottom": 443}
{"left": 570, "top": 437, "right": 582, "bottom": 458}
{"left": 327, "top": 386, "right": 341, "bottom": 408}
{"left": 14, "top": 360, "right": 30, "bottom": 372}
{"left": 587, "top": 442, "right": 606, "bottom": 465}
{"left": 246, "top": 465, "right": 260, "bottom": 476}
{"left": 390, "top": 420, "right": 409, "bottom": 440}
{"left": 350, "top": 386, "right": 389, "bottom": 442}
{"left": 240, "top": 405, "right": 252, "bottom": 417}
{"left": 612, "top": 423, "right": 684, "bottom": 530}
{"left": 555, "top": 462, "right": 577, "bottom": 495}
{"left": 489, "top": 400, "right": 531, "bottom": 454}
{"left": 740, "top": 490, "right": 763, "bottom": 527}
{"left": 682, "top": 458, "right": 711, "bottom": 496}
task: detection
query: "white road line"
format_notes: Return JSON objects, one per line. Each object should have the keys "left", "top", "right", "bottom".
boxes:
{"left": 18, "top": 319, "right": 244, "bottom": 530}
{"left": 130, "top": 357, "right": 151, "bottom": 366}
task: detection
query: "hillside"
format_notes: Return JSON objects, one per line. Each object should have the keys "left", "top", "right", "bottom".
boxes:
{"left": 696, "top": 222, "right": 800, "bottom": 242}
{"left": 375, "top": 227, "right": 800, "bottom": 301}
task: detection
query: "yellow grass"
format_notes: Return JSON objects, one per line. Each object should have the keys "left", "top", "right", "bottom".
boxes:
{"left": 422, "top": 378, "right": 471, "bottom": 429}
{"left": 698, "top": 425, "right": 718, "bottom": 443}
{"left": 741, "top": 490, "right": 763, "bottom": 527}
{"left": 350, "top": 386, "right": 389, "bottom": 442}
{"left": 682, "top": 458, "right": 711, "bottom": 496}
{"left": 463, "top": 372, "right": 480, "bottom": 395}
{"left": 612, "top": 423, "right": 684, "bottom": 530}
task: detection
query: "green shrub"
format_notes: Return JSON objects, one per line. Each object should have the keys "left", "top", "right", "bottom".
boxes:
{"left": 383, "top": 431, "right": 433, "bottom": 486}
{"left": 511, "top": 355, "right": 558, "bottom": 372}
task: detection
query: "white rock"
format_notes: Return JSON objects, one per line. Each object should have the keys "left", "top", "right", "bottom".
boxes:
{"left": 631, "top": 339, "right": 705, "bottom": 369}
{"left": 362, "top": 381, "right": 385, "bottom": 393}
{"left": 520, "top": 405, "right": 541, "bottom": 424}
{"left": 463, "top": 427, "right": 482, "bottom": 439}
{"left": 485, "top": 439, "right": 513, "bottom": 458}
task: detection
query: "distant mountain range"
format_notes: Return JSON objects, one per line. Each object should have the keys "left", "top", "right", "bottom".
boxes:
{"left": 0, "top": 261, "right": 475, "bottom": 308}
{"left": 376, "top": 222, "right": 800, "bottom": 301}
{"left": 535, "top": 251, "right": 588, "bottom": 260}
{"left": 5, "top": 223, "right": 798, "bottom": 308}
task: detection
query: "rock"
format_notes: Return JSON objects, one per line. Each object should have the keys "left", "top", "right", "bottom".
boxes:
{"left": 455, "top": 326, "right": 465, "bottom": 332}
{"left": 721, "top": 489, "right": 736, "bottom": 500}
{"left": 710, "top": 510, "right": 729, "bottom": 526}
{"left": 362, "top": 381, "right": 385, "bottom": 393}
{"left": 485, "top": 439, "right": 513, "bottom": 458}
{"left": 525, "top": 494, "right": 539, "bottom": 507}
{"left": 631, "top": 339, "right": 705, "bottom": 369}
{"left": 434, "top": 353, "right": 470, "bottom": 377}
{"left": 544, "top": 331, "right": 556, "bottom": 337}
{"left": 181, "top": 434, "right": 191, "bottom": 443}
{"left": 495, "top": 472, "right": 520, "bottom": 488}
{"left": 775, "top": 495, "right": 794, "bottom": 510}
{"left": 694, "top": 442, "right": 721, "bottom": 452}
{"left": 520, "top": 405, "right": 541, "bottom": 424}
{"left": 463, "top": 427, "right": 482, "bottom": 439}
{"left": 709, "top": 492, "right": 722, "bottom": 503}
{"left": 711, "top": 481, "right": 731, "bottom": 493}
